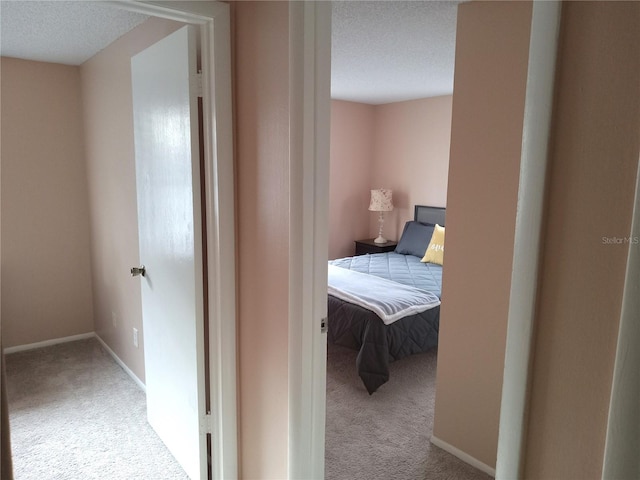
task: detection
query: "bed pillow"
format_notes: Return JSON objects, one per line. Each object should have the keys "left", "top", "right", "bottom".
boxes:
{"left": 394, "top": 221, "right": 435, "bottom": 258}
{"left": 421, "top": 224, "right": 445, "bottom": 265}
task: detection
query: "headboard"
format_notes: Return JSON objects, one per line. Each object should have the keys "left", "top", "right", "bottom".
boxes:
{"left": 414, "top": 205, "right": 446, "bottom": 226}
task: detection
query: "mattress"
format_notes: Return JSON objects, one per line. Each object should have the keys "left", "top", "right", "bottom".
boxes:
{"left": 328, "top": 252, "right": 443, "bottom": 394}
{"left": 330, "top": 252, "right": 442, "bottom": 298}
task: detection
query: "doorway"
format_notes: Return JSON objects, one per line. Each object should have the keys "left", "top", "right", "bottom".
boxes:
{"left": 289, "top": 2, "right": 563, "bottom": 479}
{"left": 324, "top": 2, "right": 461, "bottom": 478}
{"left": 0, "top": 2, "right": 236, "bottom": 478}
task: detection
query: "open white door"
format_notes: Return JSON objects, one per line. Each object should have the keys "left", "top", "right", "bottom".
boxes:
{"left": 131, "top": 25, "right": 206, "bottom": 480}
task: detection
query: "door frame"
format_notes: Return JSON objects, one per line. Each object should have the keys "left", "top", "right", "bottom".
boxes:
{"left": 287, "top": 2, "right": 332, "bottom": 478}
{"left": 110, "top": 2, "right": 237, "bottom": 479}
{"left": 495, "top": 2, "right": 562, "bottom": 478}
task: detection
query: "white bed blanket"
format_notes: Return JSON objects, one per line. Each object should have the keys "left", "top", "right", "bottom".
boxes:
{"left": 327, "top": 264, "right": 441, "bottom": 325}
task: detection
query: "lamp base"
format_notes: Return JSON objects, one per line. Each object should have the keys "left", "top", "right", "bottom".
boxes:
{"left": 373, "top": 235, "right": 388, "bottom": 244}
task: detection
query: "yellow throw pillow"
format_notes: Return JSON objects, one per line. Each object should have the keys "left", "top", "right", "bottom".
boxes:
{"left": 421, "top": 224, "right": 445, "bottom": 265}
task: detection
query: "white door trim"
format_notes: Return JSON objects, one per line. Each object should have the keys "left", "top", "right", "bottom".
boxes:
{"left": 496, "top": 2, "right": 562, "bottom": 478}
{"left": 108, "top": 2, "right": 237, "bottom": 479}
{"left": 288, "top": 2, "right": 332, "bottom": 479}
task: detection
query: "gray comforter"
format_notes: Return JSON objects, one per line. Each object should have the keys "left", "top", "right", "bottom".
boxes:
{"left": 328, "top": 252, "right": 442, "bottom": 394}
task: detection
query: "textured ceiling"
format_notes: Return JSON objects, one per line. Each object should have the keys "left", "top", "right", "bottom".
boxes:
{"left": 332, "top": 0, "right": 460, "bottom": 104}
{"left": 0, "top": 1, "right": 149, "bottom": 65}
{"left": 0, "top": 0, "right": 459, "bottom": 104}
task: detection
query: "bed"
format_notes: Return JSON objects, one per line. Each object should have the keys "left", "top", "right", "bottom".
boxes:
{"left": 327, "top": 205, "right": 445, "bottom": 394}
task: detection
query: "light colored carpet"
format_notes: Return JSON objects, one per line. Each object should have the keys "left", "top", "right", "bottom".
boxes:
{"left": 5, "top": 338, "right": 188, "bottom": 480}
{"left": 325, "top": 342, "right": 493, "bottom": 480}
{"left": 6, "top": 337, "right": 493, "bottom": 480}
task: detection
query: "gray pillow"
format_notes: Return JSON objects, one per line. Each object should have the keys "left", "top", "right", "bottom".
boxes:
{"left": 395, "top": 221, "right": 435, "bottom": 258}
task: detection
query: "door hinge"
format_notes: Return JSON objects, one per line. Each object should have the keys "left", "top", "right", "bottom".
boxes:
{"left": 320, "top": 317, "right": 327, "bottom": 334}
{"left": 203, "top": 413, "right": 213, "bottom": 435}
{"left": 192, "top": 71, "right": 203, "bottom": 98}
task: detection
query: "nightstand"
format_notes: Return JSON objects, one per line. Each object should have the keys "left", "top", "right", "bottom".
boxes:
{"left": 354, "top": 238, "right": 398, "bottom": 256}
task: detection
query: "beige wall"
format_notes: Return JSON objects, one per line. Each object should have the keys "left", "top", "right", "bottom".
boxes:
{"left": 233, "top": 2, "right": 291, "bottom": 478}
{"left": 1, "top": 58, "right": 94, "bottom": 347}
{"left": 371, "top": 96, "right": 452, "bottom": 240}
{"left": 329, "top": 100, "right": 375, "bottom": 259}
{"left": 80, "top": 17, "right": 184, "bottom": 382}
{"left": 524, "top": 2, "right": 640, "bottom": 478}
{"left": 433, "top": 1, "right": 532, "bottom": 469}
{"left": 329, "top": 96, "right": 452, "bottom": 259}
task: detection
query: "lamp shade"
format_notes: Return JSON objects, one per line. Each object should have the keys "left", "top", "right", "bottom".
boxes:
{"left": 368, "top": 189, "right": 393, "bottom": 212}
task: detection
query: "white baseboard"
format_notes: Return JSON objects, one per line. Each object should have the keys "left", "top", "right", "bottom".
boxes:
{"left": 3, "top": 332, "right": 96, "bottom": 354}
{"left": 95, "top": 334, "right": 146, "bottom": 393}
{"left": 3, "top": 331, "right": 146, "bottom": 394}
{"left": 431, "top": 435, "right": 496, "bottom": 478}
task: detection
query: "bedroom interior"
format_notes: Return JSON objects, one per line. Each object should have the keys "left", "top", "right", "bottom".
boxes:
{"left": 0, "top": 2, "right": 231, "bottom": 478}
{"left": 5, "top": 339, "right": 187, "bottom": 478}
{"left": 324, "top": 1, "right": 483, "bottom": 478}
{"left": 327, "top": 1, "right": 638, "bottom": 479}
{"left": 2, "top": 1, "right": 639, "bottom": 479}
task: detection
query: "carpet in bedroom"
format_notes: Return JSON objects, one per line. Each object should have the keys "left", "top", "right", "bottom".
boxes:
{"left": 325, "top": 342, "right": 493, "bottom": 480}
{"left": 4, "top": 338, "right": 188, "bottom": 480}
